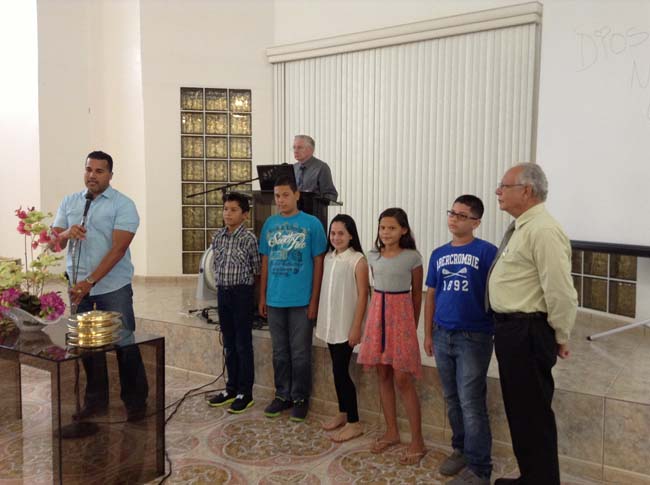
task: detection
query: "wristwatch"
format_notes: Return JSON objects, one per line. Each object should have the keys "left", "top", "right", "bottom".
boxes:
{"left": 85, "top": 276, "right": 96, "bottom": 287}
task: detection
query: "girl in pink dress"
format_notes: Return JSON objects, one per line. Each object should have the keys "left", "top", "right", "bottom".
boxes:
{"left": 357, "top": 207, "right": 425, "bottom": 465}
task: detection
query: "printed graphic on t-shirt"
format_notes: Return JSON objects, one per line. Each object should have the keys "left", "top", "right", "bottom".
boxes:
{"left": 267, "top": 223, "right": 308, "bottom": 276}
{"left": 437, "top": 254, "right": 481, "bottom": 293}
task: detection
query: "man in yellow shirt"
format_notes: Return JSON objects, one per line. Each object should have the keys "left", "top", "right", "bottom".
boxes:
{"left": 488, "top": 162, "right": 577, "bottom": 485}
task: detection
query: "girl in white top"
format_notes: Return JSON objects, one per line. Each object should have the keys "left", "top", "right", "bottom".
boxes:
{"left": 316, "top": 214, "right": 369, "bottom": 442}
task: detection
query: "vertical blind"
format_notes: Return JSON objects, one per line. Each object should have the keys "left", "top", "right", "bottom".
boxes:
{"left": 271, "top": 16, "right": 540, "bottom": 254}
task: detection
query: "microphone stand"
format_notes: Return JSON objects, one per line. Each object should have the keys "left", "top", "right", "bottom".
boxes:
{"left": 61, "top": 194, "right": 99, "bottom": 439}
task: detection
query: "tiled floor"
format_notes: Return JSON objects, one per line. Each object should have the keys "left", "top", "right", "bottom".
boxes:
{"left": 0, "top": 364, "right": 602, "bottom": 485}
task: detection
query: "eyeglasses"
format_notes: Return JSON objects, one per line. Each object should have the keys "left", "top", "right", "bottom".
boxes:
{"left": 447, "top": 210, "right": 480, "bottom": 221}
{"left": 496, "top": 183, "right": 525, "bottom": 190}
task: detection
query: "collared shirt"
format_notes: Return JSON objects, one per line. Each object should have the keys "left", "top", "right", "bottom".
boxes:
{"left": 488, "top": 203, "right": 578, "bottom": 344}
{"left": 53, "top": 186, "right": 139, "bottom": 296}
{"left": 211, "top": 224, "right": 260, "bottom": 287}
{"left": 316, "top": 248, "right": 365, "bottom": 344}
{"left": 293, "top": 156, "right": 338, "bottom": 201}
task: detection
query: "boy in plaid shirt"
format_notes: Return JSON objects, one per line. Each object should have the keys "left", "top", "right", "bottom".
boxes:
{"left": 208, "top": 192, "right": 261, "bottom": 413}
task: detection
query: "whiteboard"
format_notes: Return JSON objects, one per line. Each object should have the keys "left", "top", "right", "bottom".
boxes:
{"left": 537, "top": 0, "right": 650, "bottom": 246}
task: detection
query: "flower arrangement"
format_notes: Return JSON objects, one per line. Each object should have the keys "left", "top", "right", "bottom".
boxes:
{"left": 0, "top": 207, "right": 66, "bottom": 322}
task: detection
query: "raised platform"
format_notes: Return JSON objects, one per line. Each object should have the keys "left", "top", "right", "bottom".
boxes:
{"left": 131, "top": 276, "right": 650, "bottom": 484}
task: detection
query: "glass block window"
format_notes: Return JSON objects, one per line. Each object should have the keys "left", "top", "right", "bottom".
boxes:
{"left": 571, "top": 250, "right": 637, "bottom": 318}
{"left": 180, "top": 87, "right": 252, "bottom": 274}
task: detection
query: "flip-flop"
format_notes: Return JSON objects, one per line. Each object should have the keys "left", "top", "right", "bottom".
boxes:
{"left": 370, "top": 438, "right": 400, "bottom": 454}
{"left": 399, "top": 449, "right": 427, "bottom": 465}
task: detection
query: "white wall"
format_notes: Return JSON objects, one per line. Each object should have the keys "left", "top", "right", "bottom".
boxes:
{"left": 0, "top": 0, "right": 41, "bottom": 261}
{"left": 139, "top": 0, "right": 275, "bottom": 275}
{"left": 273, "top": 0, "right": 523, "bottom": 45}
{"left": 38, "top": 0, "right": 148, "bottom": 272}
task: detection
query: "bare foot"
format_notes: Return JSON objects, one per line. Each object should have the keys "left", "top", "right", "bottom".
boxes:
{"left": 322, "top": 413, "right": 347, "bottom": 431}
{"left": 370, "top": 431, "right": 401, "bottom": 453}
{"left": 398, "top": 440, "right": 426, "bottom": 465}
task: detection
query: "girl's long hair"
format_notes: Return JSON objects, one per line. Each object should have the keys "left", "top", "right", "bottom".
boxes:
{"left": 327, "top": 214, "right": 364, "bottom": 254}
{"left": 374, "top": 207, "right": 417, "bottom": 251}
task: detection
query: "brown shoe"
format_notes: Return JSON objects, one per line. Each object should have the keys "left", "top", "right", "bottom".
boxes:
{"left": 331, "top": 422, "right": 363, "bottom": 442}
{"left": 321, "top": 412, "right": 347, "bottom": 431}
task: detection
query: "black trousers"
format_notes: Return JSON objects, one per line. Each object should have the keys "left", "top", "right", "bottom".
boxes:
{"left": 217, "top": 285, "right": 255, "bottom": 396}
{"left": 327, "top": 342, "right": 359, "bottom": 423}
{"left": 494, "top": 314, "right": 560, "bottom": 485}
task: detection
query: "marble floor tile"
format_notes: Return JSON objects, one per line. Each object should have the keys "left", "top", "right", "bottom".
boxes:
{"left": 0, "top": 366, "right": 618, "bottom": 485}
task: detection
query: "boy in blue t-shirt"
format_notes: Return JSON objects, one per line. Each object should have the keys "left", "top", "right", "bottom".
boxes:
{"left": 258, "top": 175, "right": 327, "bottom": 422}
{"left": 424, "top": 195, "right": 497, "bottom": 485}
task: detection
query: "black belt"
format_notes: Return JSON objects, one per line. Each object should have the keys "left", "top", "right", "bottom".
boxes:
{"left": 493, "top": 311, "right": 547, "bottom": 322}
{"left": 375, "top": 289, "right": 410, "bottom": 353}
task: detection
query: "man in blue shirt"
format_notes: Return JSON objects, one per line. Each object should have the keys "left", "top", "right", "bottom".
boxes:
{"left": 258, "top": 175, "right": 327, "bottom": 422}
{"left": 424, "top": 195, "right": 497, "bottom": 485}
{"left": 53, "top": 150, "right": 148, "bottom": 422}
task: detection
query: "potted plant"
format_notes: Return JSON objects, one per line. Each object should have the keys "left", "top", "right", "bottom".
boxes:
{"left": 0, "top": 207, "right": 66, "bottom": 331}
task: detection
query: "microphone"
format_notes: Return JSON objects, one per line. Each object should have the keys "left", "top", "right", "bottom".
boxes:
{"left": 81, "top": 192, "right": 94, "bottom": 227}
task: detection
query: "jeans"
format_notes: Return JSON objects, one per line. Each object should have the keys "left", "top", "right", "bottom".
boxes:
{"left": 433, "top": 325, "right": 493, "bottom": 479}
{"left": 266, "top": 306, "right": 313, "bottom": 402}
{"left": 328, "top": 342, "right": 359, "bottom": 423}
{"left": 217, "top": 285, "right": 255, "bottom": 396}
{"left": 77, "top": 284, "right": 148, "bottom": 410}
{"left": 495, "top": 315, "right": 560, "bottom": 485}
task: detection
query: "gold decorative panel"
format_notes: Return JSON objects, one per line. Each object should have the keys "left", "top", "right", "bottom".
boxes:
{"left": 583, "top": 252, "right": 608, "bottom": 277}
{"left": 206, "top": 160, "right": 228, "bottom": 182}
{"left": 182, "top": 183, "right": 205, "bottom": 205}
{"left": 609, "top": 281, "right": 636, "bottom": 318}
{"left": 206, "top": 230, "right": 216, "bottom": 250}
{"left": 206, "top": 184, "right": 225, "bottom": 205}
{"left": 610, "top": 255, "right": 637, "bottom": 281}
{"left": 182, "top": 230, "right": 205, "bottom": 252}
{"left": 583, "top": 277, "right": 607, "bottom": 312}
{"left": 229, "top": 90, "right": 251, "bottom": 112}
{"left": 206, "top": 113, "right": 228, "bottom": 135}
{"left": 181, "top": 112, "right": 203, "bottom": 134}
{"left": 181, "top": 87, "right": 253, "bottom": 273}
{"left": 181, "top": 88, "right": 203, "bottom": 110}
{"left": 181, "top": 160, "right": 204, "bottom": 181}
{"left": 206, "top": 207, "right": 224, "bottom": 228}
{"left": 230, "top": 137, "right": 251, "bottom": 158}
{"left": 572, "top": 275, "right": 582, "bottom": 307}
{"left": 206, "top": 137, "right": 228, "bottom": 158}
{"left": 232, "top": 183, "right": 252, "bottom": 193}
{"left": 182, "top": 207, "right": 205, "bottom": 228}
{"left": 181, "top": 136, "right": 204, "bottom": 158}
{"left": 230, "top": 114, "right": 251, "bottom": 135}
{"left": 571, "top": 250, "right": 582, "bottom": 274}
{"left": 182, "top": 253, "right": 202, "bottom": 274}
{"left": 205, "top": 89, "right": 228, "bottom": 111}
{"left": 230, "top": 160, "right": 252, "bottom": 182}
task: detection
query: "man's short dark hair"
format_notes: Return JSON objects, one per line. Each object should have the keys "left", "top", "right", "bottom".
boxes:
{"left": 454, "top": 194, "right": 484, "bottom": 219}
{"left": 87, "top": 150, "right": 113, "bottom": 172}
{"left": 223, "top": 191, "right": 250, "bottom": 213}
{"left": 274, "top": 175, "right": 298, "bottom": 192}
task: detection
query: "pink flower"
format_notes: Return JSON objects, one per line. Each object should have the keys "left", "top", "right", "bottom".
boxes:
{"left": 51, "top": 235, "right": 63, "bottom": 253}
{"left": 15, "top": 207, "right": 28, "bottom": 219}
{"left": 31, "top": 241, "right": 39, "bottom": 250}
{"left": 38, "top": 230, "right": 51, "bottom": 244}
{"left": 17, "top": 221, "right": 29, "bottom": 235}
{"left": 0, "top": 288, "right": 21, "bottom": 316}
{"left": 39, "top": 292, "right": 65, "bottom": 320}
